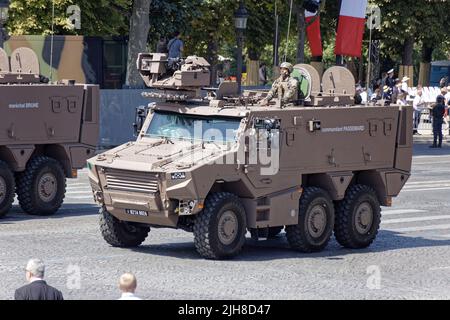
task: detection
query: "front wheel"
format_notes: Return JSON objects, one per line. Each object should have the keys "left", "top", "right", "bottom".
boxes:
{"left": 99, "top": 207, "right": 150, "bottom": 247}
{"left": 334, "top": 184, "right": 381, "bottom": 249}
{"left": 194, "top": 192, "right": 247, "bottom": 260}
{"left": 0, "top": 161, "right": 15, "bottom": 218}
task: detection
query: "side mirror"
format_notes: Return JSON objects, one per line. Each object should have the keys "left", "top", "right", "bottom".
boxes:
{"left": 133, "top": 105, "right": 151, "bottom": 137}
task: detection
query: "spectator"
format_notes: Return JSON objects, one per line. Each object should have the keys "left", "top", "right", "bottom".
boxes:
{"left": 445, "top": 86, "right": 450, "bottom": 104}
{"left": 382, "top": 85, "right": 392, "bottom": 104}
{"left": 391, "top": 79, "right": 402, "bottom": 105}
{"left": 371, "top": 88, "right": 382, "bottom": 102}
{"left": 397, "top": 92, "right": 408, "bottom": 106}
{"left": 360, "top": 87, "right": 368, "bottom": 104}
{"left": 259, "top": 62, "right": 268, "bottom": 86}
{"left": 15, "top": 259, "right": 64, "bottom": 300}
{"left": 401, "top": 76, "right": 409, "bottom": 93}
{"left": 167, "top": 31, "right": 184, "bottom": 60}
{"left": 385, "top": 69, "right": 395, "bottom": 89}
{"left": 430, "top": 95, "right": 446, "bottom": 148}
{"left": 380, "top": 72, "right": 388, "bottom": 88}
{"left": 413, "top": 87, "right": 426, "bottom": 135}
{"left": 156, "top": 36, "right": 168, "bottom": 54}
{"left": 118, "top": 273, "right": 141, "bottom": 300}
{"left": 439, "top": 76, "right": 448, "bottom": 89}
{"left": 354, "top": 87, "right": 363, "bottom": 104}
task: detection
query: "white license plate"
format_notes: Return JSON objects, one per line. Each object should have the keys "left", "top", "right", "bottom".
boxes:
{"left": 125, "top": 209, "right": 149, "bottom": 217}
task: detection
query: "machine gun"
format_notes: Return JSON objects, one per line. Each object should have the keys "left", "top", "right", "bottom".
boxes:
{"left": 137, "top": 53, "right": 211, "bottom": 101}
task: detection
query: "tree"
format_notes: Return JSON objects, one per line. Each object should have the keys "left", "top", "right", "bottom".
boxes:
{"left": 8, "top": 0, "right": 130, "bottom": 36}
{"left": 126, "top": 0, "right": 151, "bottom": 88}
{"left": 373, "top": 0, "right": 450, "bottom": 85}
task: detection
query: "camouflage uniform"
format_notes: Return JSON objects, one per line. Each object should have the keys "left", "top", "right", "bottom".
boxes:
{"left": 265, "top": 75, "right": 299, "bottom": 104}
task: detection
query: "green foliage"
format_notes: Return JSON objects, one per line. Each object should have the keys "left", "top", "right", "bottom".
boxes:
{"left": 5, "top": 0, "right": 450, "bottom": 80}
{"left": 7, "top": 0, "right": 131, "bottom": 36}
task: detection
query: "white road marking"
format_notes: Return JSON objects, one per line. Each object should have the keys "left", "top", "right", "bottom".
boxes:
{"left": 382, "top": 215, "right": 450, "bottom": 224}
{"left": 429, "top": 266, "right": 450, "bottom": 271}
{"left": 66, "top": 191, "right": 93, "bottom": 195}
{"left": 414, "top": 161, "right": 450, "bottom": 165}
{"left": 406, "top": 180, "right": 450, "bottom": 185}
{"left": 68, "top": 196, "right": 95, "bottom": 200}
{"left": 404, "top": 184, "right": 450, "bottom": 189}
{"left": 402, "top": 187, "right": 450, "bottom": 192}
{"left": 381, "top": 209, "right": 426, "bottom": 216}
{"left": 385, "top": 224, "right": 450, "bottom": 233}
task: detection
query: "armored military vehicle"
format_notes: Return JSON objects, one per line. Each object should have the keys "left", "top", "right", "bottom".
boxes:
{"left": 0, "top": 47, "right": 99, "bottom": 218}
{"left": 88, "top": 52, "right": 412, "bottom": 259}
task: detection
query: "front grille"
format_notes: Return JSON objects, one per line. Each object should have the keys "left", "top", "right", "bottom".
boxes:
{"left": 104, "top": 168, "right": 159, "bottom": 194}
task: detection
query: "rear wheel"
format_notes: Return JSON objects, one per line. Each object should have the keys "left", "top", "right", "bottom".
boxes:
{"left": 0, "top": 161, "right": 15, "bottom": 218}
{"left": 16, "top": 157, "right": 66, "bottom": 216}
{"left": 334, "top": 184, "right": 381, "bottom": 249}
{"left": 286, "top": 187, "right": 335, "bottom": 253}
{"left": 99, "top": 207, "right": 150, "bottom": 247}
{"left": 194, "top": 192, "right": 247, "bottom": 259}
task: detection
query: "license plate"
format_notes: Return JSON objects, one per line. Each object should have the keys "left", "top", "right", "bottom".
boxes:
{"left": 125, "top": 209, "right": 149, "bottom": 217}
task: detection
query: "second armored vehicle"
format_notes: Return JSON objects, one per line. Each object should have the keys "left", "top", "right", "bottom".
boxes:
{"left": 88, "top": 53, "right": 412, "bottom": 259}
{"left": 0, "top": 47, "right": 99, "bottom": 218}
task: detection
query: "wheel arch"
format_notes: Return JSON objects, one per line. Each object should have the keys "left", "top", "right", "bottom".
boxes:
{"left": 354, "top": 170, "right": 390, "bottom": 206}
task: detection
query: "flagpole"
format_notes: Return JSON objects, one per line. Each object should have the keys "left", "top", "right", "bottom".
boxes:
{"left": 49, "top": 0, "right": 55, "bottom": 82}
{"left": 366, "top": 15, "right": 373, "bottom": 104}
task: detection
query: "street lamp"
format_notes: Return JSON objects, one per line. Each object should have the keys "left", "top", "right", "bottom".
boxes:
{"left": 234, "top": 0, "right": 248, "bottom": 93}
{"left": 0, "top": 0, "right": 10, "bottom": 49}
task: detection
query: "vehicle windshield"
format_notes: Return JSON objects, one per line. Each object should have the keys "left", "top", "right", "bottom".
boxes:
{"left": 145, "top": 111, "right": 242, "bottom": 143}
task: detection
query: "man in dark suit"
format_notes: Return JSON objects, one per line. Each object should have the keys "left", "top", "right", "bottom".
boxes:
{"left": 15, "top": 259, "right": 64, "bottom": 300}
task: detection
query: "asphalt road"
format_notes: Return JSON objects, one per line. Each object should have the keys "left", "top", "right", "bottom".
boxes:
{"left": 1, "top": 139, "right": 449, "bottom": 300}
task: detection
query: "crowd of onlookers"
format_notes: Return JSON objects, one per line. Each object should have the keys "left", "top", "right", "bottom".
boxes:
{"left": 14, "top": 258, "right": 142, "bottom": 300}
{"left": 354, "top": 69, "right": 449, "bottom": 148}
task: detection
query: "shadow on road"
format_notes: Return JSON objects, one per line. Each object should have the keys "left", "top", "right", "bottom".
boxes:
{"left": 0, "top": 203, "right": 99, "bottom": 223}
{"left": 413, "top": 140, "right": 450, "bottom": 157}
{"left": 129, "top": 230, "right": 450, "bottom": 261}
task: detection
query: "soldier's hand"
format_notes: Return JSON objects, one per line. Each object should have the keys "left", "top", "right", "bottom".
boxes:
{"left": 259, "top": 99, "right": 269, "bottom": 106}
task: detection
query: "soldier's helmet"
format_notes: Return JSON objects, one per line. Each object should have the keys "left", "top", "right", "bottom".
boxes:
{"left": 280, "top": 62, "right": 294, "bottom": 74}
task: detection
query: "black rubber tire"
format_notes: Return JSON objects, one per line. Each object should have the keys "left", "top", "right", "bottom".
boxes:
{"left": 99, "top": 207, "right": 150, "bottom": 247}
{"left": 0, "top": 161, "right": 15, "bottom": 218}
{"left": 286, "top": 187, "right": 335, "bottom": 253}
{"left": 334, "top": 184, "right": 381, "bottom": 249}
{"left": 16, "top": 156, "right": 66, "bottom": 216}
{"left": 194, "top": 192, "right": 247, "bottom": 260}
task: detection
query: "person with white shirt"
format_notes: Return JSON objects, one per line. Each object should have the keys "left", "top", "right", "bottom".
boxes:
{"left": 397, "top": 92, "right": 408, "bottom": 106}
{"left": 413, "top": 87, "right": 426, "bottom": 135}
{"left": 401, "top": 76, "right": 409, "bottom": 93}
{"left": 445, "top": 86, "right": 450, "bottom": 103}
{"left": 118, "top": 273, "right": 142, "bottom": 300}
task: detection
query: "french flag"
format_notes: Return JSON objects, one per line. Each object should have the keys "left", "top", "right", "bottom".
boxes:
{"left": 305, "top": 10, "right": 323, "bottom": 57}
{"left": 335, "top": 0, "right": 368, "bottom": 58}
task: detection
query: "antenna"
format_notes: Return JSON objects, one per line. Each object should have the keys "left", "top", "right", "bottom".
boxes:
{"left": 284, "top": 0, "right": 294, "bottom": 62}
{"left": 49, "top": 0, "right": 55, "bottom": 82}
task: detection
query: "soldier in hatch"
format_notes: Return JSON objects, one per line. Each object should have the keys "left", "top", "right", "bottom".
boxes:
{"left": 259, "top": 62, "right": 299, "bottom": 106}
